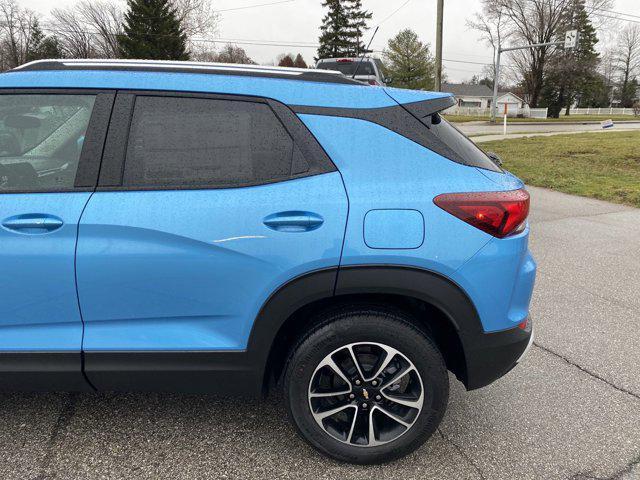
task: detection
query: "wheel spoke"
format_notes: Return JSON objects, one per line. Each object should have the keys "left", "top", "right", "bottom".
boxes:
{"left": 366, "top": 345, "right": 399, "bottom": 381}
{"left": 381, "top": 390, "right": 423, "bottom": 409}
{"left": 367, "top": 407, "right": 379, "bottom": 446}
{"left": 345, "top": 408, "right": 358, "bottom": 444}
{"left": 347, "top": 345, "right": 366, "bottom": 381}
{"left": 374, "top": 405, "right": 411, "bottom": 428}
{"left": 380, "top": 365, "right": 415, "bottom": 390}
{"left": 312, "top": 404, "right": 354, "bottom": 422}
{"left": 312, "top": 355, "right": 352, "bottom": 391}
{"left": 309, "top": 390, "right": 350, "bottom": 398}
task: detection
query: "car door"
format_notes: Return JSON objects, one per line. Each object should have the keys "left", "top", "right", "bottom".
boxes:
{"left": 77, "top": 92, "right": 348, "bottom": 391}
{"left": 0, "top": 90, "right": 112, "bottom": 390}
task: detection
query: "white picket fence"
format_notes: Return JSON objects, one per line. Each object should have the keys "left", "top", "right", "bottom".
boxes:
{"left": 443, "top": 105, "right": 549, "bottom": 119}
{"left": 568, "top": 107, "right": 636, "bottom": 115}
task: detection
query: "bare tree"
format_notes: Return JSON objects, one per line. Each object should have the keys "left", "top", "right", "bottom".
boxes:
{"left": 0, "top": 0, "right": 39, "bottom": 69}
{"left": 49, "top": 0, "right": 218, "bottom": 60}
{"left": 467, "top": 4, "right": 512, "bottom": 90}
{"left": 171, "top": 0, "right": 219, "bottom": 39}
{"left": 49, "top": 6, "right": 99, "bottom": 58}
{"left": 482, "top": 0, "right": 613, "bottom": 107}
{"left": 76, "top": 0, "right": 123, "bottom": 58}
{"left": 598, "top": 48, "right": 617, "bottom": 105}
{"left": 212, "top": 44, "right": 256, "bottom": 64}
{"left": 614, "top": 25, "right": 640, "bottom": 106}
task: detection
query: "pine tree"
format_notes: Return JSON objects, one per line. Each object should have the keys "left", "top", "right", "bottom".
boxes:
{"left": 317, "top": 0, "right": 351, "bottom": 59}
{"left": 119, "top": 0, "right": 189, "bottom": 60}
{"left": 317, "top": 0, "right": 371, "bottom": 60}
{"left": 619, "top": 77, "right": 639, "bottom": 107}
{"left": 26, "top": 19, "right": 63, "bottom": 62}
{"left": 382, "top": 29, "right": 435, "bottom": 90}
{"left": 344, "top": 0, "right": 372, "bottom": 56}
{"left": 540, "top": 0, "right": 600, "bottom": 115}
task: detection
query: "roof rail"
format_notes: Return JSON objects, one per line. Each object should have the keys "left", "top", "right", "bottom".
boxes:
{"left": 11, "top": 59, "right": 362, "bottom": 85}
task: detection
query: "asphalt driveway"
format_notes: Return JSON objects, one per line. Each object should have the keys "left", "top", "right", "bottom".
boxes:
{"left": 2, "top": 186, "right": 639, "bottom": 479}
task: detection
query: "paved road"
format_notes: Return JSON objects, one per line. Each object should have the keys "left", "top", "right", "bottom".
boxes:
{"left": 458, "top": 121, "right": 640, "bottom": 136}
{"left": 2, "top": 187, "right": 639, "bottom": 479}
{"left": 471, "top": 128, "right": 640, "bottom": 143}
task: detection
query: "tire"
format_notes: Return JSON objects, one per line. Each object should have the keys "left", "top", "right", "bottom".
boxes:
{"left": 284, "top": 305, "right": 449, "bottom": 464}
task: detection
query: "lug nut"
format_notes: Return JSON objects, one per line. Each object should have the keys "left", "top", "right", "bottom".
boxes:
{"left": 371, "top": 380, "right": 378, "bottom": 386}
{"left": 375, "top": 395, "right": 382, "bottom": 401}
{"left": 361, "top": 403, "right": 368, "bottom": 408}
{"left": 349, "top": 393, "right": 355, "bottom": 399}
{"left": 355, "top": 379, "right": 361, "bottom": 386}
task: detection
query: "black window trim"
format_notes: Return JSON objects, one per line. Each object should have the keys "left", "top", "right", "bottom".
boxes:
{"left": 291, "top": 96, "right": 502, "bottom": 172}
{"left": 97, "top": 90, "right": 337, "bottom": 192}
{"left": 0, "top": 88, "right": 115, "bottom": 195}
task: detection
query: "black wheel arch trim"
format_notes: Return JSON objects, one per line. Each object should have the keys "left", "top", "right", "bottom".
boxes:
{"left": 247, "top": 264, "right": 486, "bottom": 390}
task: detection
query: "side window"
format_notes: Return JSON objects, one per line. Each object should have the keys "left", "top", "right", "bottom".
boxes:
{"left": 123, "top": 96, "right": 296, "bottom": 188}
{"left": 0, "top": 94, "right": 96, "bottom": 192}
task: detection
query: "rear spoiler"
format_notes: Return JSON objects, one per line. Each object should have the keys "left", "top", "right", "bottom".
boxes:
{"left": 401, "top": 96, "right": 456, "bottom": 120}
{"left": 383, "top": 88, "right": 455, "bottom": 119}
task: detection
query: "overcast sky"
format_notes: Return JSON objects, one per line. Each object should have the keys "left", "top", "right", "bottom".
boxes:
{"left": 20, "top": 0, "right": 640, "bottom": 82}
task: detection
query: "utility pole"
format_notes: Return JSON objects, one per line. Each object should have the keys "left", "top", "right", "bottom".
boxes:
{"left": 490, "top": 31, "right": 579, "bottom": 122}
{"left": 434, "top": 0, "right": 444, "bottom": 91}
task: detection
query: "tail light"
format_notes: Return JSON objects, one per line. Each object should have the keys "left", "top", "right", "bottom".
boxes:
{"left": 433, "top": 189, "right": 530, "bottom": 238}
{"left": 367, "top": 79, "right": 380, "bottom": 85}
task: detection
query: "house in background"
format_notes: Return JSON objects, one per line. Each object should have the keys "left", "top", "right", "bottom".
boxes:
{"left": 441, "top": 83, "right": 528, "bottom": 116}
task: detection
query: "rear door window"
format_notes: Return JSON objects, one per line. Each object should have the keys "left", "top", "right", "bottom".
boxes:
{"left": 123, "top": 96, "right": 296, "bottom": 188}
{"left": 0, "top": 94, "right": 96, "bottom": 191}
{"left": 428, "top": 113, "right": 502, "bottom": 172}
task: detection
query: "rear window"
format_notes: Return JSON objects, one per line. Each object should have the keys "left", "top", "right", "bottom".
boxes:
{"left": 428, "top": 113, "right": 502, "bottom": 172}
{"left": 318, "top": 60, "right": 375, "bottom": 76}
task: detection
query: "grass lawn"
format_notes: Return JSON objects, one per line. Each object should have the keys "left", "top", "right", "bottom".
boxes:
{"left": 480, "top": 131, "right": 640, "bottom": 208}
{"left": 446, "top": 114, "right": 639, "bottom": 123}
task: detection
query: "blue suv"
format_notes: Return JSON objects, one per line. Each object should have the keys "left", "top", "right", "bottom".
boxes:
{"left": 0, "top": 60, "right": 535, "bottom": 464}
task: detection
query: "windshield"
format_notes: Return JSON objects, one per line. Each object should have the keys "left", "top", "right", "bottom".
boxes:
{"left": 318, "top": 60, "right": 376, "bottom": 76}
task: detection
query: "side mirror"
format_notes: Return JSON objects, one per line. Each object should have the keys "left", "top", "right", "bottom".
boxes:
{"left": 486, "top": 151, "right": 503, "bottom": 167}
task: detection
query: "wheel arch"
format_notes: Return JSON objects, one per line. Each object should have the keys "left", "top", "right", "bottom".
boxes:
{"left": 247, "top": 265, "right": 483, "bottom": 393}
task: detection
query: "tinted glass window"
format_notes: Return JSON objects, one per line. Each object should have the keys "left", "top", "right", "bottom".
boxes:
{"left": 124, "top": 96, "right": 295, "bottom": 188}
{"left": 0, "top": 94, "right": 96, "bottom": 192}
{"left": 429, "top": 113, "right": 502, "bottom": 172}
{"left": 318, "top": 60, "right": 375, "bottom": 76}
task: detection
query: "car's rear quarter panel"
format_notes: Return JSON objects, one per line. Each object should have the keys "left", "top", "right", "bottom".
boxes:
{"left": 300, "top": 113, "right": 536, "bottom": 333}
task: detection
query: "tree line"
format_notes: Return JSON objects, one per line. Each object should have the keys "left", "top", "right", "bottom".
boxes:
{"left": 0, "top": 0, "right": 256, "bottom": 68}
{"left": 470, "top": 0, "right": 639, "bottom": 113}
{"left": 4, "top": 0, "right": 637, "bottom": 112}
{"left": 316, "top": 0, "right": 438, "bottom": 90}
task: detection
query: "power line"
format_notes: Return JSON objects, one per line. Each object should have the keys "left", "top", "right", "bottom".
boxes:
{"left": 518, "top": 0, "right": 640, "bottom": 24}
{"left": 39, "top": 24, "right": 525, "bottom": 69}
{"left": 376, "top": 0, "right": 412, "bottom": 26}
{"left": 214, "top": 0, "right": 296, "bottom": 14}
{"left": 589, "top": 12, "right": 640, "bottom": 25}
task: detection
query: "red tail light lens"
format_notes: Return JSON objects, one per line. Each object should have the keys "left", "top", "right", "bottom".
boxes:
{"left": 433, "top": 189, "right": 530, "bottom": 238}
